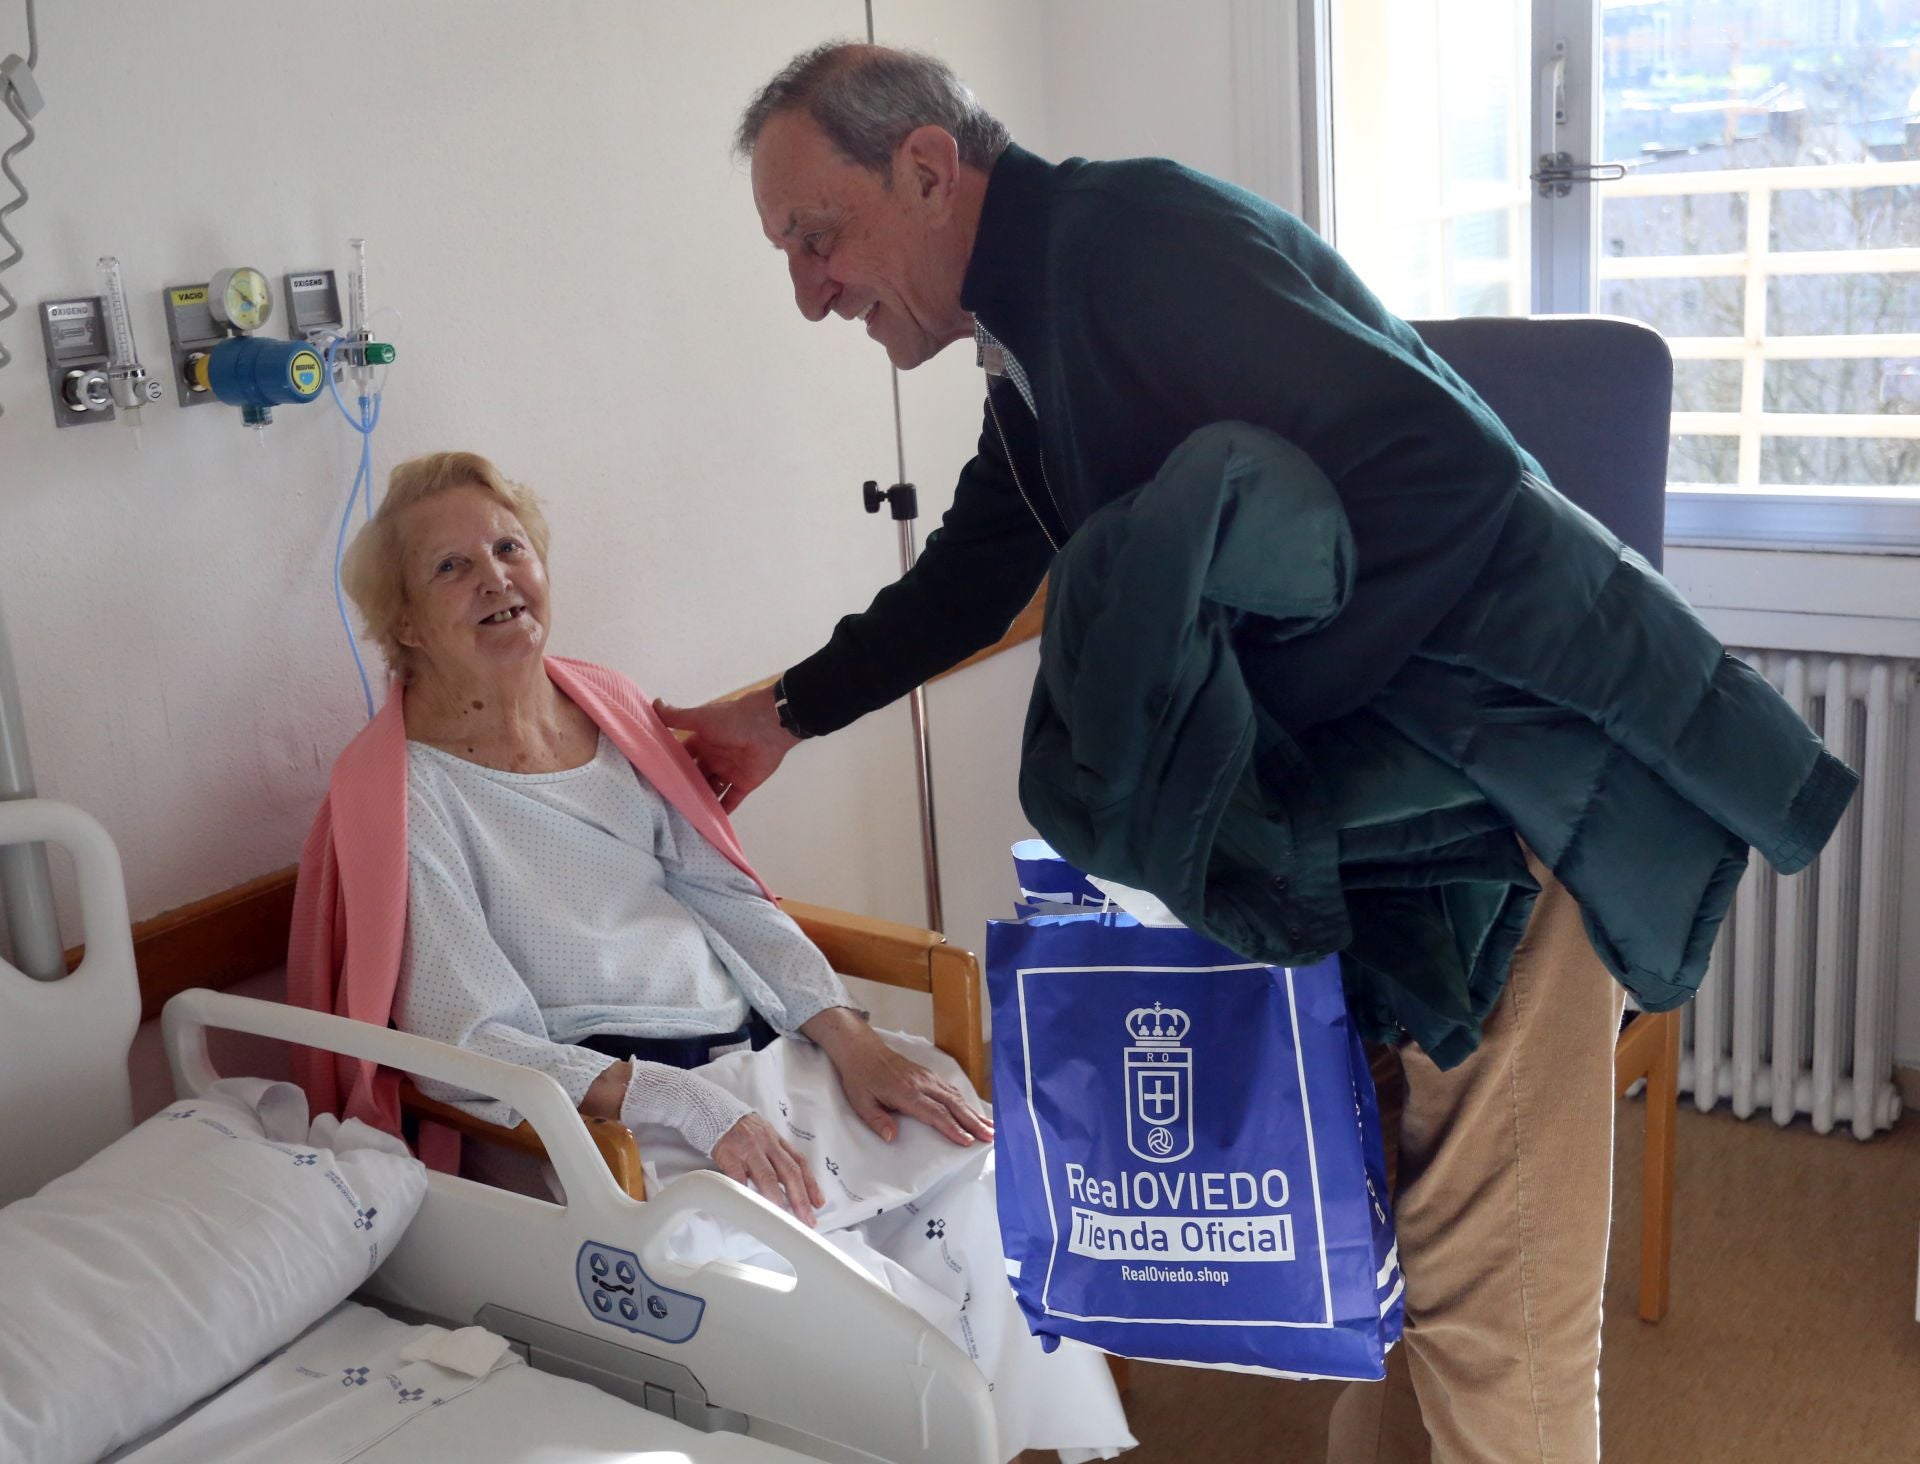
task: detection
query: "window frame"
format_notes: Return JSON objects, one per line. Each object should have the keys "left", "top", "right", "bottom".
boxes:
{"left": 1300, "top": 0, "right": 1920, "bottom": 556}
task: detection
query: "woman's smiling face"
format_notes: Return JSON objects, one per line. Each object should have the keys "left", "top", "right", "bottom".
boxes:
{"left": 395, "top": 483, "right": 552, "bottom": 687}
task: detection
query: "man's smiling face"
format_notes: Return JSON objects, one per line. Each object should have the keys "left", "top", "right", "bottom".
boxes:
{"left": 751, "top": 110, "right": 974, "bottom": 371}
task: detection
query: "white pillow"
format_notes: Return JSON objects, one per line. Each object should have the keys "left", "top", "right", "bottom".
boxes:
{"left": 0, "top": 1078, "right": 427, "bottom": 1464}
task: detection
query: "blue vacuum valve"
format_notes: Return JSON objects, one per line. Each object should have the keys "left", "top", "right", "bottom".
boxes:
{"left": 190, "top": 335, "right": 326, "bottom": 427}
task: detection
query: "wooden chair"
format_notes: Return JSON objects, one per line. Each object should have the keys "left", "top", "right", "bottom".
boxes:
{"left": 1613, "top": 1008, "right": 1681, "bottom": 1321}
{"left": 399, "top": 898, "right": 988, "bottom": 1202}
{"left": 1413, "top": 316, "right": 1682, "bottom": 1324}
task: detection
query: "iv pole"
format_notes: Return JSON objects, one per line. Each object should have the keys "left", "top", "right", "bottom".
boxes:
{"left": 863, "top": 448, "right": 945, "bottom": 934}
{"left": 860, "top": 0, "right": 944, "bottom": 937}
{"left": 0, "top": 583, "right": 65, "bottom": 980}
{"left": 0, "top": 6, "right": 82, "bottom": 979}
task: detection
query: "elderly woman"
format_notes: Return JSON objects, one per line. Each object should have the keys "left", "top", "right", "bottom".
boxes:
{"left": 342, "top": 450, "right": 992, "bottom": 1220}
{"left": 289, "top": 451, "right": 1134, "bottom": 1464}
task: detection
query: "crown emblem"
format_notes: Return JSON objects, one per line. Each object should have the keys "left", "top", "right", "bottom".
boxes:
{"left": 1125, "top": 1003, "right": 1190, "bottom": 1046}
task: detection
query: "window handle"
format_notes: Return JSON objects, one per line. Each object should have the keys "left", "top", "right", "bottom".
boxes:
{"left": 1539, "top": 44, "right": 1568, "bottom": 136}
{"left": 1532, "top": 154, "right": 1629, "bottom": 197}
{"left": 1533, "top": 39, "right": 1629, "bottom": 198}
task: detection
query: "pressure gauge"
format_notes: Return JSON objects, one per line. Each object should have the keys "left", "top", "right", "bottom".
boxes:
{"left": 209, "top": 266, "right": 273, "bottom": 332}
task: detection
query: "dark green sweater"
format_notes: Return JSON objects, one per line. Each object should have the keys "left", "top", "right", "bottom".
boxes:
{"left": 783, "top": 143, "right": 1526, "bottom": 736}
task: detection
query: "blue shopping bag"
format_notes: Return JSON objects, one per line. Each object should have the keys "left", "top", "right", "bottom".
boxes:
{"left": 988, "top": 904, "right": 1403, "bottom": 1381}
{"left": 1011, "top": 838, "right": 1111, "bottom": 915}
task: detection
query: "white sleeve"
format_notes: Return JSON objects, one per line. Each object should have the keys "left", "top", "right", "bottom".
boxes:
{"left": 655, "top": 801, "right": 854, "bottom": 1036}
{"left": 398, "top": 783, "right": 618, "bottom": 1128}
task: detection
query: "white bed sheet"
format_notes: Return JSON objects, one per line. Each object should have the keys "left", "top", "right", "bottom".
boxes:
{"left": 112, "top": 1299, "right": 805, "bottom": 1464}
{"left": 642, "top": 1032, "right": 1136, "bottom": 1462}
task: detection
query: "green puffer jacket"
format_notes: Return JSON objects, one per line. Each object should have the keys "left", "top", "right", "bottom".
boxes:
{"left": 1021, "top": 422, "right": 1858, "bottom": 1067}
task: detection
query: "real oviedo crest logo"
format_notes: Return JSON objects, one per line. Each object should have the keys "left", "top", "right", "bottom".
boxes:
{"left": 1125, "top": 1003, "right": 1193, "bottom": 1164}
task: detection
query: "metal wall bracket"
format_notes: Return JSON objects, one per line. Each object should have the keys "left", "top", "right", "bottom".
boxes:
{"left": 38, "top": 298, "right": 117, "bottom": 429}
{"left": 161, "top": 282, "right": 227, "bottom": 409}
{"left": 284, "top": 269, "right": 343, "bottom": 344}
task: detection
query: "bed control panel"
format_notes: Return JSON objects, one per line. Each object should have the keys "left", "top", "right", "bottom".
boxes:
{"left": 576, "top": 1240, "right": 704, "bottom": 1344}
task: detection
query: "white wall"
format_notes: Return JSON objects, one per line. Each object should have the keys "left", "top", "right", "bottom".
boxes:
{"left": 1039, "top": 1, "right": 1239, "bottom": 181}
{"left": 3, "top": 2, "right": 938, "bottom": 941}
{"left": 5, "top": 0, "right": 1269, "bottom": 1039}
{"left": 0, "top": 1, "right": 1302, "bottom": 958}
{"left": 1040, "top": 0, "right": 1304, "bottom": 214}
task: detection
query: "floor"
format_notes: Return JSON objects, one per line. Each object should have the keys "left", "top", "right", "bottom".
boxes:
{"left": 1023, "top": 1097, "right": 1920, "bottom": 1462}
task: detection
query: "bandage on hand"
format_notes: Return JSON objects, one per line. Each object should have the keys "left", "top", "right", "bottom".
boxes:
{"left": 617, "top": 1061, "right": 754, "bottom": 1158}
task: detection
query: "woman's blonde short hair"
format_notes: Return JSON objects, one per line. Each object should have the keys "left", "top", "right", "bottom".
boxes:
{"left": 342, "top": 451, "right": 552, "bottom": 683}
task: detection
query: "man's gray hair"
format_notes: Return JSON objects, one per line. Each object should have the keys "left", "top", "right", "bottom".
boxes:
{"left": 736, "top": 42, "right": 1010, "bottom": 178}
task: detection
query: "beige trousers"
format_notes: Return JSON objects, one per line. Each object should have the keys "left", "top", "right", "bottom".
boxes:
{"left": 1327, "top": 850, "right": 1628, "bottom": 1463}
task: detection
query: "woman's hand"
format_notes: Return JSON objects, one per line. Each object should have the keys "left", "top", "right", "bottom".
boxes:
{"left": 602, "top": 1059, "right": 818, "bottom": 1223}
{"left": 654, "top": 688, "right": 797, "bottom": 813}
{"left": 802, "top": 1007, "right": 995, "bottom": 1148}
{"left": 711, "top": 1113, "right": 825, "bottom": 1228}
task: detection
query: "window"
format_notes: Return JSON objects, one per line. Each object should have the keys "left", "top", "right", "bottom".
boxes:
{"left": 1329, "top": 0, "right": 1533, "bottom": 318}
{"left": 1318, "top": 0, "right": 1920, "bottom": 549}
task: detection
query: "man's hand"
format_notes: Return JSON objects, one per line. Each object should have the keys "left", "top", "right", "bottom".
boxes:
{"left": 711, "top": 1112, "right": 825, "bottom": 1227}
{"left": 655, "top": 686, "right": 798, "bottom": 813}
{"left": 802, "top": 1007, "right": 995, "bottom": 1148}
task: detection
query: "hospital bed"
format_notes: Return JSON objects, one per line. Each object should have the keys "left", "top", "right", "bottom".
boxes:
{"left": 0, "top": 797, "right": 999, "bottom": 1464}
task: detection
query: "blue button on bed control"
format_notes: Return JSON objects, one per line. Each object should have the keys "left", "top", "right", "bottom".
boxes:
{"left": 575, "top": 1240, "right": 704, "bottom": 1344}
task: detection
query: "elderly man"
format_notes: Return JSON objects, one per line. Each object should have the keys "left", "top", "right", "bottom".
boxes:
{"left": 663, "top": 42, "right": 1852, "bottom": 1464}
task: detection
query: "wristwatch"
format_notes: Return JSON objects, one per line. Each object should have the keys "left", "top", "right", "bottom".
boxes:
{"left": 773, "top": 675, "right": 814, "bottom": 740}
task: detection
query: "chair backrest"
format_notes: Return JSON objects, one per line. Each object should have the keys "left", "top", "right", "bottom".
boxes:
{"left": 1410, "top": 315, "right": 1672, "bottom": 570}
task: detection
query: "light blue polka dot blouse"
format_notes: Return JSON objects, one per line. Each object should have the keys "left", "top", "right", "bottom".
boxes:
{"left": 397, "top": 733, "right": 850, "bottom": 1124}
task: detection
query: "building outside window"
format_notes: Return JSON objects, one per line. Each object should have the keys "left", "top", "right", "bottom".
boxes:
{"left": 1330, "top": 0, "right": 1920, "bottom": 540}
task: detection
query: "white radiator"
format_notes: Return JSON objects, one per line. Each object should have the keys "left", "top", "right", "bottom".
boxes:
{"left": 1679, "top": 650, "right": 1911, "bottom": 1139}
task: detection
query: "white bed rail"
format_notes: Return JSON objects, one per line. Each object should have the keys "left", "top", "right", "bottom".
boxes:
{"left": 164, "top": 986, "right": 625, "bottom": 1210}
{"left": 163, "top": 988, "right": 998, "bottom": 1464}
{"left": 0, "top": 799, "right": 138, "bottom": 1206}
